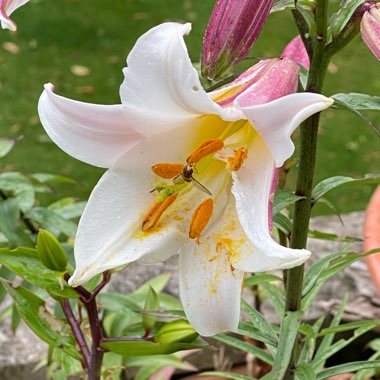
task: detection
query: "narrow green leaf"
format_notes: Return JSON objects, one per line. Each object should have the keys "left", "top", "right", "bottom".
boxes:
{"left": 295, "top": 362, "right": 316, "bottom": 380}
{"left": 317, "top": 361, "right": 380, "bottom": 379}
{"left": 241, "top": 300, "right": 278, "bottom": 342}
{"left": 319, "top": 320, "right": 380, "bottom": 336}
{"left": 298, "top": 317, "right": 325, "bottom": 363}
{"left": 31, "top": 173, "right": 76, "bottom": 185}
{"left": 273, "top": 212, "right": 292, "bottom": 235}
{"left": 11, "top": 303, "right": 21, "bottom": 333}
{"left": 244, "top": 273, "right": 281, "bottom": 287}
{"left": 48, "top": 198, "right": 86, "bottom": 219}
{"left": 101, "top": 337, "right": 207, "bottom": 356}
{"left": 329, "top": 0, "right": 366, "bottom": 36}
{"left": 200, "top": 371, "right": 256, "bottom": 380}
{"left": 0, "top": 265, "right": 15, "bottom": 303}
{"left": 260, "top": 282, "right": 285, "bottom": 316}
{"left": 1, "top": 281, "right": 80, "bottom": 359}
{"left": 0, "top": 247, "right": 78, "bottom": 298}
{"left": 313, "top": 294, "right": 348, "bottom": 371}
{"left": 312, "top": 174, "right": 380, "bottom": 202}
{"left": 273, "top": 190, "right": 304, "bottom": 215}
{"left": 143, "top": 286, "right": 160, "bottom": 333}
{"left": 308, "top": 229, "right": 361, "bottom": 242}
{"left": 270, "top": 311, "right": 302, "bottom": 379}
{"left": 213, "top": 334, "right": 274, "bottom": 365}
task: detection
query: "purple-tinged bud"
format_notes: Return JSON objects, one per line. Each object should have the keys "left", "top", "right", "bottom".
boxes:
{"left": 201, "top": 0, "right": 274, "bottom": 81}
{"left": 0, "top": 0, "right": 29, "bottom": 31}
{"left": 282, "top": 36, "right": 310, "bottom": 69}
{"left": 361, "top": 2, "right": 380, "bottom": 60}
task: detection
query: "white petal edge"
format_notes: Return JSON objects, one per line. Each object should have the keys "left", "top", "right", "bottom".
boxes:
{"left": 120, "top": 22, "right": 242, "bottom": 137}
{"left": 69, "top": 116, "right": 227, "bottom": 286}
{"left": 235, "top": 93, "right": 334, "bottom": 167}
{"left": 0, "top": 0, "right": 29, "bottom": 31}
{"left": 38, "top": 84, "right": 144, "bottom": 168}
{"left": 231, "top": 136, "right": 311, "bottom": 272}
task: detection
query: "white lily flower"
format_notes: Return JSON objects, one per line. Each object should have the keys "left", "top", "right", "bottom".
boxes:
{"left": 0, "top": 0, "right": 29, "bottom": 31}
{"left": 38, "top": 22, "right": 333, "bottom": 336}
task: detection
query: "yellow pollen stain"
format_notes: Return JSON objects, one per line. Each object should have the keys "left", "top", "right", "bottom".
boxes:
{"left": 227, "top": 147, "right": 248, "bottom": 171}
{"left": 142, "top": 193, "right": 178, "bottom": 231}
{"left": 186, "top": 139, "right": 224, "bottom": 165}
{"left": 151, "top": 163, "right": 185, "bottom": 179}
{"left": 189, "top": 198, "right": 214, "bottom": 243}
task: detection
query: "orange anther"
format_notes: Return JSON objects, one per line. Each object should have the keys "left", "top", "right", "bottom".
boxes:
{"left": 227, "top": 147, "right": 248, "bottom": 171}
{"left": 142, "top": 194, "right": 178, "bottom": 231}
{"left": 151, "top": 163, "right": 185, "bottom": 179}
{"left": 186, "top": 139, "right": 224, "bottom": 165}
{"left": 189, "top": 198, "right": 214, "bottom": 242}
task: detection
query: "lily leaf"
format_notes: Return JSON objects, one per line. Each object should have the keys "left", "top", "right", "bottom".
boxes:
{"left": 200, "top": 372, "right": 256, "bottom": 380}
{"left": 330, "top": 0, "right": 367, "bottom": 37}
{"left": 100, "top": 337, "right": 207, "bottom": 356}
{"left": 0, "top": 247, "right": 78, "bottom": 298}
{"left": 273, "top": 189, "right": 304, "bottom": 215}
{"left": 308, "top": 229, "right": 361, "bottom": 242}
{"left": 0, "top": 137, "right": 17, "bottom": 158}
{"left": 312, "top": 174, "right": 380, "bottom": 203}
{"left": 316, "top": 360, "right": 380, "bottom": 379}
{"left": 331, "top": 96, "right": 380, "bottom": 137}
{"left": 1, "top": 280, "right": 80, "bottom": 359}
{"left": 332, "top": 92, "right": 380, "bottom": 111}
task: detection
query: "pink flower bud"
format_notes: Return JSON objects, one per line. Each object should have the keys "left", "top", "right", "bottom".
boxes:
{"left": 361, "top": 2, "right": 380, "bottom": 60}
{"left": 282, "top": 35, "right": 310, "bottom": 69}
{"left": 0, "top": 0, "right": 29, "bottom": 31}
{"left": 201, "top": 0, "right": 274, "bottom": 80}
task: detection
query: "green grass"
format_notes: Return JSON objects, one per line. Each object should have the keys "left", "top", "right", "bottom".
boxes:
{"left": 0, "top": 0, "right": 379, "bottom": 215}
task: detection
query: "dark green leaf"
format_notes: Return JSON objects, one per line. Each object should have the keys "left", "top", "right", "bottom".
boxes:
{"left": 101, "top": 337, "right": 207, "bottom": 356}
{"left": 316, "top": 360, "right": 380, "bottom": 379}
{"left": 273, "top": 213, "right": 292, "bottom": 235}
{"left": 213, "top": 334, "right": 274, "bottom": 365}
{"left": 270, "top": 311, "right": 302, "bottom": 379}
{"left": 319, "top": 320, "right": 380, "bottom": 336}
{"left": 11, "top": 303, "right": 21, "bottom": 333}
{"left": 1, "top": 281, "right": 80, "bottom": 359}
{"left": 0, "top": 172, "right": 35, "bottom": 212}
{"left": 143, "top": 286, "right": 160, "bottom": 333}
{"left": 0, "top": 265, "right": 15, "bottom": 303}
{"left": 312, "top": 175, "right": 380, "bottom": 202}
{"left": 330, "top": 0, "right": 366, "bottom": 36}
{"left": 237, "top": 322, "right": 277, "bottom": 355}
{"left": 0, "top": 247, "right": 78, "bottom": 298}
{"left": 260, "top": 282, "right": 285, "bottom": 316}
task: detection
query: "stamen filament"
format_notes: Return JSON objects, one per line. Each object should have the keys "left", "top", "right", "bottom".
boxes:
{"left": 142, "top": 194, "right": 178, "bottom": 231}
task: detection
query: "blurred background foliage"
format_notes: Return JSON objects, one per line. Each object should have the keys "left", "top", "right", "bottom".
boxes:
{"left": 0, "top": 0, "right": 379, "bottom": 214}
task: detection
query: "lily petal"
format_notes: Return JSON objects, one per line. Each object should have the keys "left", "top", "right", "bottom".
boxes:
{"left": 38, "top": 84, "right": 143, "bottom": 168}
{"left": 236, "top": 92, "right": 334, "bottom": 167}
{"left": 69, "top": 117, "right": 227, "bottom": 286}
{"left": 120, "top": 22, "right": 241, "bottom": 137}
{"left": 0, "top": 0, "right": 29, "bottom": 31}
{"left": 231, "top": 136, "right": 311, "bottom": 272}
{"left": 179, "top": 200, "right": 244, "bottom": 336}
{"left": 282, "top": 35, "right": 310, "bottom": 69}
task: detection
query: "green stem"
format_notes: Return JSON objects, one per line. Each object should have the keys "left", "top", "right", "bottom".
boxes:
{"left": 280, "top": 0, "right": 330, "bottom": 378}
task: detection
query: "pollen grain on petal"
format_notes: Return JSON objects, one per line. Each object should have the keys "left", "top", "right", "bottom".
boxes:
{"left": 189, "top": 198, "right": 214, "bottom": 242}
{"left": 142, "top": 193, "right": 178, "bottom": 231}
{"left": 186, "top": 139, "right": 224, "bottom": 165}
{"left": 151, "top": 163, "right": 185, "bottom": 179}
{"left": 227, "top": 147, "right": 248, "bottom": 171}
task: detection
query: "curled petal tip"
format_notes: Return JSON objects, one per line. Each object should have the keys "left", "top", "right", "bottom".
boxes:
{"left": 0, "top": 0, "right": 29, "bottom": 31}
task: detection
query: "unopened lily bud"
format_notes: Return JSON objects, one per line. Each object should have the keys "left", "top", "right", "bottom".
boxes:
{"left": 155, "top": 319, "right": 198, "bottom": 343}
{"left": 0, "top": 0, "right": 29, "bottom": 31}
{"left": 37, "top": 229, "right": 68, "bottom": 272}
{"left": 361, "top": 2, "right": 380, "bottom": 60}
{"left": 201, "top": 0, "right": 274, "bottom": 80}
